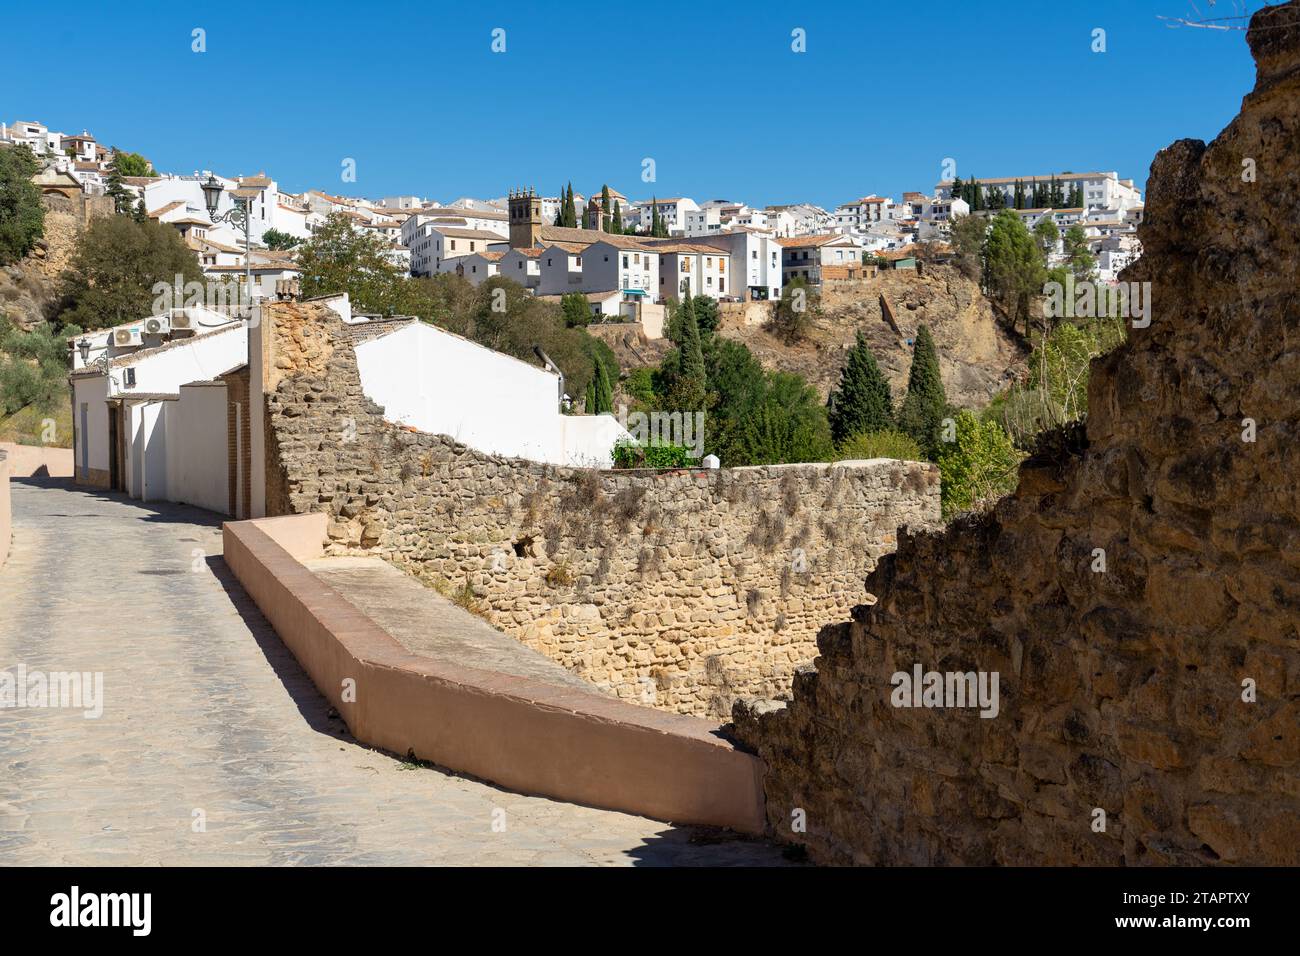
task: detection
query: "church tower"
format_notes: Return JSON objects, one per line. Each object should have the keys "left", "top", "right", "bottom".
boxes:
{"left": 508, "top": 187, "right": 541, "bottom": 248}
{"left": 584, "top": 196, "right": 604, "bottom": 232}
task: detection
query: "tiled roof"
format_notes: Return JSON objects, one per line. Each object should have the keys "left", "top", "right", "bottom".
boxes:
{"left": 779, "top": 233, "right": 855, "bottom": 249}
{"left": 434, "top": 227, "right": 508, "bottom": 241}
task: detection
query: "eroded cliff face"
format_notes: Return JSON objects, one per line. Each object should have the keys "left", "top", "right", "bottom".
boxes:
{"left": 720, "top": 266, "right": 1028, "bottom": 410}
{"left": 732, "top": 2, "right": 1300, "bottom": 866}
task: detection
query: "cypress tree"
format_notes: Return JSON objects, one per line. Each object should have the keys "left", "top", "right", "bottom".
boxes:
{"left": 588, "top": 359, "right": 614, "bottom": 414}
{"left": 666, "top": 294, "right": 707, "bottom": 411}
{"left": 898, "top": 324, "right": 947, "bottom": 459}
{"left": 611, "top": 199, "right": 623, "bottom": 234}
{"left": 650, "top": 199, "right": 662, "bottom": 238}
{"left": 600, "top": 184, "right": 611, "bottom": 232}
{"left": 828, "top": 331, "right": 893, "bottom": 445}
{"left": 562, "top": 183, "right": 577, "bottom": 227}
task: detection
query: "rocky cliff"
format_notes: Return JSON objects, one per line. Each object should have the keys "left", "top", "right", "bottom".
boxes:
{"left": 0, "top": 192, "right": 109, "bottom": 331}
{"left": 732, "top": 1, "right": 1300, "bottom": 866}
{"left": 721, "top": 266, "right": 1028, "bottom": 410}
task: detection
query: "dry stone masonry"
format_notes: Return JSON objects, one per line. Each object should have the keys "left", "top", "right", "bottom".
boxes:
{"left": 264, "top": 302, "right": 940, "bottom": 717}
{"left": 732, "top": 2, "right": 1300, "bottom": 866}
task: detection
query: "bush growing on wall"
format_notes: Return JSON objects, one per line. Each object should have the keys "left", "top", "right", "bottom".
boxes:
{"left": 936, "top": 409, "right": 1021, "bottom": 517}
{"left": 836, "top": 429, "right": 922, "bottom": 462}
{"left": 612, "top": 439, "right": 694, "bottom": 470}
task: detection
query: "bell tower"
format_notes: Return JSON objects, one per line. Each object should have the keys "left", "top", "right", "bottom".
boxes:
{"left": 508, "top": 187, "right": 541, "bottom": 248}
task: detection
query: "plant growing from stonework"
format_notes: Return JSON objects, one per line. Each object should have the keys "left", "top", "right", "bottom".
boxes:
{"left": 828, "top": 331, "right": 893, "bottom": 445}
{"left": 836, "top": 429, "right": 922, "bottom": 462}
{"left": 936, "top": 410, "right": 1021, "bottom": 518}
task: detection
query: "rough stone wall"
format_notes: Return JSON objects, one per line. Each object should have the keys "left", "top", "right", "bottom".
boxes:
{"left": 732, "top": 3, "right": 1300, "bottom": 866}
{"left": 264, "top": 303, "right": 940, "bottom": 717}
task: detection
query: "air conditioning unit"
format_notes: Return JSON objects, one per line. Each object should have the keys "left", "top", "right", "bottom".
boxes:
{"left": 144, "top": 316, "right": 171, "bottom": 335}
{"left": 169, "top": 310, "right": 194, "bottom": 331}
{"left": 112, "top": 327, "right": 143, "bottom": 347}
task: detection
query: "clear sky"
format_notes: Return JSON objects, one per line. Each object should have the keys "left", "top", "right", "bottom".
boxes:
{"left": 0, "top": 0, "right": 1260, "bottom": 208}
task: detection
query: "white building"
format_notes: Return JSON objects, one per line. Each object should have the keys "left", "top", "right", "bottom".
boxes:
{"left": 411, "top": 226, "right": 508, "bottom": 277}
{"left": 764, "top": 203, "right": 833, "bottom": 238}
{"left": 353, "top": 320, "right": 630, "bottom": 467}
{"left": 694, "top": 230, "right": 783, "bottom": 301}
{"left": 498, "top": 247, "right": 543, "bottom": 290}
{"left": 70, "top": 320, "right": 248, "bottom": 511}
{"left": 402, "top": 210, "right": 510, "bottom": 275}
{"left": 450, "top": 250, "right": 504, "bottom": 285}
{"left": 936, "top": 171, "right": 1143, "bottom": 213}
{"left": 629, "top": 197, "right": 698, "bottom": 235}
{"left": 834, "top": 195, "right": 892, "bottom": 234}
{"left": 650, "top": 242, "right": 730, "bottom": 301}
{"left": 779, "top": 233, "right": 864, "bottom": 285}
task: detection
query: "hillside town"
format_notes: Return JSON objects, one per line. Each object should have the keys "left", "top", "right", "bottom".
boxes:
{"left": 2, "top": 116, "right": 1145, "bottom": 320}
{"left": 4, "top": 0, "right": 1297, "bottom": 890}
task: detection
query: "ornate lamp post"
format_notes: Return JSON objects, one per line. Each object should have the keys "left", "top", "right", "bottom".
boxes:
{"left": 200, "top": 174, "right": 263, "bottom": 313}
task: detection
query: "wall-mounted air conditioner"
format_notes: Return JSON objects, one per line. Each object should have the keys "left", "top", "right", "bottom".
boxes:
{"left": 169, "top": 309, "right": 194, "bottom": 330}
{"left": 144, "top": 316, "right": 171, "bottom": 335}
{"left": 113, "top": 327, "right": 143, "bottom": 347}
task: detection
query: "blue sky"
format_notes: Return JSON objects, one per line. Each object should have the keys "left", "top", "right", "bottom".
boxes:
{"left": 0, "top": 0, "right": 1259, "bottom": 208}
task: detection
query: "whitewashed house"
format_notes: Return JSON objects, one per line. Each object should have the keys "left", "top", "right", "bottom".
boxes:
{"left": 780, "top": 233, "right": 865, "bottom": 285}
{"left": 353, "top": 319, "right": 630, "bottom": 467}
{"left": 452, "top": 250, "right": 504, "bottom": 285}
{"left": 695, "top": 230, "right": 783, "bottom": 301}
{"left": 70, "top": 320, "right": 248, "bottom": 511}
{"left": 498, "top": 247, "right": 543, "bottom": 290}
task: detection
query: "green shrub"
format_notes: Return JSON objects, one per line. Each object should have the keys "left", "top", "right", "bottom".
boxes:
{"left": 612, "top": 439, "right": 695, "bottom": 469}
{"left": 836, "top": 429, "right": 922, "bottom": 461}
{"left": 937, "top": 410, "right": 1022, "bottom": 518}
{"left": 985, "top": 316, "right": 1127, "bottom": 449}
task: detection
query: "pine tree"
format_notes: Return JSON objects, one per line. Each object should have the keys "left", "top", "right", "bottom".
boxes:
{"left": 898, "top": 324, "right": 947, "bottom": 459}
{"left": 828, "top": 331, "right": 893, "bottom": 445}
{"left": 950, "top": 175, "right": 963, "bottom": 202}
{"left": 133, "top": 196, "right": 147, "bottom": 223}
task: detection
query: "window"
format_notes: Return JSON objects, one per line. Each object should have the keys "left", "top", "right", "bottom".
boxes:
{"left": 752, "top": 250, "right": 758, "bottom": 259}
{"left": 719, "top": 278, "right": 725, "bottom": 293}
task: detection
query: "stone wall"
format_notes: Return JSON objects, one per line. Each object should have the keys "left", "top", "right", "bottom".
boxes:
{"left": 264, "top": 303, "right": 940, "bottom": 717}
{"left": 731, "top": 2, "right": 1300, "bottom": 866}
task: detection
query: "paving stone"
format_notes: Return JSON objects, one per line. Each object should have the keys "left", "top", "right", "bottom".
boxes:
{"left": 0, "top": 480, "right": 788, "bottom": 866}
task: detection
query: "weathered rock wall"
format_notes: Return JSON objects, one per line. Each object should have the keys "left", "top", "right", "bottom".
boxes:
{"left": 731, "top": 2, "right": 1300, "bottom": 866}
{"left": 265, "top": 303, "right": 940, "bottom": 717}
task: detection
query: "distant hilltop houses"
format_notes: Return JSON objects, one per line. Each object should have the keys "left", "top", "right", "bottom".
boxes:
{"left": 1, "top": 116, "right": 1145, "bottom": 308}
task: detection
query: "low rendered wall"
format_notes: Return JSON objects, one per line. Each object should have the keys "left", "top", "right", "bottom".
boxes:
{"left": 223, "top": 512, "right": 767, "bottom": 834}
{"left": 0, "top": 443, "right": 74, "bottom": 478}
{"left": 0, "top": 455, "right": 11, "bottom": 570}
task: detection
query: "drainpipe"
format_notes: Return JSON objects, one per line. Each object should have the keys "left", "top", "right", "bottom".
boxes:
{"left": 533, "top": 345, "right": 565, "bottom": 410}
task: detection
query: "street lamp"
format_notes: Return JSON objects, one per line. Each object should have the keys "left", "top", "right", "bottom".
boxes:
{"left": 200, "top": 174, "right": 263, "bottom": 313}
